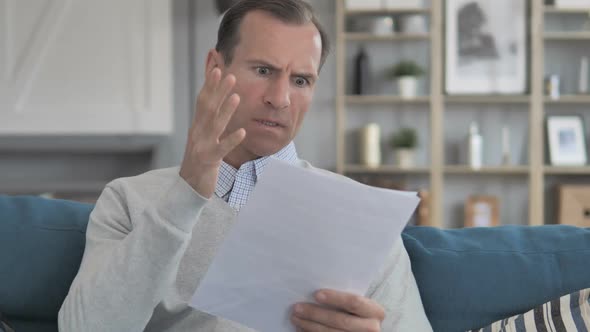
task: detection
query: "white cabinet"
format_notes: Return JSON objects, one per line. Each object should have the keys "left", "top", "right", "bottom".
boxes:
{"left": 0, "top": 0, "right": 172, "bottom": 135}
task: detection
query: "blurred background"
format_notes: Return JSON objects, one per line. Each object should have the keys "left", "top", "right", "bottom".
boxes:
{"left": 1, "top": 0, "right": 589, "bottom": 228}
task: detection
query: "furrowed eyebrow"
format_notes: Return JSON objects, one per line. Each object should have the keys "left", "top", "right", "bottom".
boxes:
{"left": 294, "top": 72, "right": 317, "bottom": 83}
{"left": 246, "top": 60, "right": 317, "bottom": 82}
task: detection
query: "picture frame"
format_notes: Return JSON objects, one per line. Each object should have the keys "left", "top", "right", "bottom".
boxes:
{"left": 464, "top": 195, "right": 499, "bottom": 227}
{"left": 556, "top": 185, "right": 590, "bottom": 227}
{"left": 445, "top": 0, "right": 527, "bottom": 94}
{"left": 546, "top": 115, "right": 588, "bottom": 166}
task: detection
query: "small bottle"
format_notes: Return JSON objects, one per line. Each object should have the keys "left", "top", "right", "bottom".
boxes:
{"left": 353, "top": 45, "right": 370, "bottom": 95}
{"left": 467, "top": 122, "right": 483, "bottom": 169}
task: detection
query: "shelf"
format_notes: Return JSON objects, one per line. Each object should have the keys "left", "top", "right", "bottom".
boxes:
{"left": 345, "top": 165, "right": 430, "bottom": 174}
{"left": 444, "top": 165, "right": 529, "bottom": 175}
{"left": 345, "top": 8, "right": 431, "bottom": 16}
{"left": 544, "top": 166, "right": 590, "bottom": 175}
{"left": 544, "top": 95, "right": 590, "bottom": 104}
{"left": 544, "top": 6, "right": 590, "bottom": 14}
{"left": 344, "top": 32, "right": 430, "bottom": 41}
{"left": 445, "top": 95, "right": 530, "bottom": 104}
{"left": 345, "top": 95, "right": 430, "bottom": 105}
{"left": 544, "top": 31, "right": 590, "bottom": 40}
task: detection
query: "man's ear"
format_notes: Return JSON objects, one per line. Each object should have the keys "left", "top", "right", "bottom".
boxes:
{"left": 205, "top": 49, "right": 225, "bottom": 74}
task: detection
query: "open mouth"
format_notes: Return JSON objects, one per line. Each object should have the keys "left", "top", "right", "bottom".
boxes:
{"left": 255, "top": 120, "right": 284, "bottom": 128}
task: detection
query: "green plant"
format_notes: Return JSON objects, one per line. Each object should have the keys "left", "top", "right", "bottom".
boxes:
{"left": 387, "top": 60, "right": 425, "bottom": 79}
{"left": 389, "top": 127, "right": 418, "bottom": 149}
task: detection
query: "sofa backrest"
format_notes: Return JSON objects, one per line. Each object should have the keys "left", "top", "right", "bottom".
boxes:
{"left": 4, "top": 195, "right": 590, "bottom": 332}
{"left": 403, "top": 225, "right": 590, "bottom": 332}
{"left": 0, "top": 195, "right": 92, "bottom": 331}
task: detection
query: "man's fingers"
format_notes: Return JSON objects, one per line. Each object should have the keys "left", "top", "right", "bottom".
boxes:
{"left": 290, "top": 315, "right": 342, "bottom": 332}
{"left": 210, "top": 73, "right": 236, "bottom": 114}
{"left": 193, "top": 71, "right": 236, "bottom": 132}
{"left": 292, "top": 303, "right": 372, "bottom": 332}
{"left": 314, "top": 290, "right": 385, "bottom": 321}
{"left": 192, "top": 68, "right": 222, "bottom": 127}
{"left": 216, "top": 93, "right": 240, "bottom": 132}
{"left": 218, "top": 128, "right": 246, "bottom": 157}
{"left": 203, "top": 67, "right": 222, "bottom": 96}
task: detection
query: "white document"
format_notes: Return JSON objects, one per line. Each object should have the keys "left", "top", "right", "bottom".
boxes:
{"left": 190, "top": 159, "right": 420, "bottom": 332}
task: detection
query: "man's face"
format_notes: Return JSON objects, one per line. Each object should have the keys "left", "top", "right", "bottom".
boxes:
{"left": 213, "top": 11, "right": 322, "bottom": 165}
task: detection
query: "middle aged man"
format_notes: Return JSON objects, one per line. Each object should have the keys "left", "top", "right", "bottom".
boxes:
{"left": 59, "top": 1, "right": 433, "bottom": 331}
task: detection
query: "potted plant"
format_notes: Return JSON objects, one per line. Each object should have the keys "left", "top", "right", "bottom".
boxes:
{"left": 387, "top": 60, "right": 424, "bottom": 99}
{"left": 389, "top": 127, "right": 418, "bottom": 168}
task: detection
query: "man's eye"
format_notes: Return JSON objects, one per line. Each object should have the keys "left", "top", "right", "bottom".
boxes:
{"left": 295, "top": 77, "right": 308, "bottom": 86}
{"left": 257, "top": 67, "right": 270, "bottom": 75}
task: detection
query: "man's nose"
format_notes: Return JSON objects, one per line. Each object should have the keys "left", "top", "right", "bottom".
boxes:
{"left": 263, "top": 76, "right": 291, "bottom": 110}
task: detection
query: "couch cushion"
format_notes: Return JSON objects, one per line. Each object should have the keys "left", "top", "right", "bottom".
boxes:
{"left": 8, "top": 319, "right": 57, "bottom": 332}
{"left": 402, "top": 225, "right": 590, "bottom": 332}
{"left": 0, "top": 195, "right": 93, "bottom": 322}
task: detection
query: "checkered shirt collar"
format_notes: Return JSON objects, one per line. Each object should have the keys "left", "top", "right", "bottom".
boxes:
{"left": 215, "top": 142, "right": 299, "bottom": 202}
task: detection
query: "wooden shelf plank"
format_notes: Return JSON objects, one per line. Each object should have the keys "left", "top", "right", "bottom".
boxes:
{"left": 346, "top": 95, "right": 430, "bottom": 104}
{"left": 345, "top": 165, "right": 430, "bottom": 174}
{"left": 446, "top": 95, "right": 530, "bottom": 104}
{"left": 544, "top": 31, "right": 590, "bottom": 40}
{"left": 444, "top": 165, "right": 530, "bottom": 175}
{"left": 544, "top": 95, "right": 590, "bottom": 104}
{"left": 344, "top": 32, "right": 430, "bottom": 41}
{"left": 345, "top": 8, "right": 431, "bottom": 15}
{"left": 544, "top": 6, "right": 590, "bottom": 14}
{"left": 544, "top": 166, "right": 590, "bottom": 175}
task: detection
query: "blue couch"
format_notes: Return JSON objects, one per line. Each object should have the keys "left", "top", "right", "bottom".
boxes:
{"left": 1, "top": 194, "right": 590, "bottom": 332}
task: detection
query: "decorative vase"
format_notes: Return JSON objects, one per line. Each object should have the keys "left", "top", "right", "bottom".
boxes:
{"left": 395, "top": 148, "right": 415, "bottom": 168}
{"left": 360, "top": 123, "right": 382, "bottom": 168}
{"left": 399, "top": 14, "right": 427, "bottom": 34}
{"left": 397, "top": 76, "right": 418, "bottom": 99}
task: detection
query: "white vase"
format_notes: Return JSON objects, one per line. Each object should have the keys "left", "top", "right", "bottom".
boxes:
{"left": 399, "top": 14, "right": 427, "bottom": 34}
{"left": 360, "top": 123, "right": 382, "bottom": 167}
{"left": 395, "top": 148, "right": 415, "bottom": 168}
{"left": 397, "top": 76, "right": 418, "bottom": 99}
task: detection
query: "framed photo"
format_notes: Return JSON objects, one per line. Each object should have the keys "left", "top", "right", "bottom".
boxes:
{"left": 556, "top": 185, "right": 590, "bottom": 227}
{"left": 464, "top": 195, "right": 499, "bottom": 227}
{"left": 445, "top": 0, "right": 527, "bottom": 94}
{"left": 546, "top": 115, "right": 588, "bottom": 166}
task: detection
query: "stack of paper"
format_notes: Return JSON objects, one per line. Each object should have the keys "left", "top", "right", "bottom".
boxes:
{"left": 190, "top": 159, "right": 419, "bottom": 332}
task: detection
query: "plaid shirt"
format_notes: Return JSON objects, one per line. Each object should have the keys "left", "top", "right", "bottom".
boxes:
{"left": 215, "top": 142, "right": 299, "bottom": 211}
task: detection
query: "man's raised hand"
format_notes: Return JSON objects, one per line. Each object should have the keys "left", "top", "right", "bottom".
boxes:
{"left": 179, "top": 68, "right": 245, "bottom": 198}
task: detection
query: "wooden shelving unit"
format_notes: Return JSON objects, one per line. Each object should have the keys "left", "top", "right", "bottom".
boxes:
{"left": 345, "top": 165, "right": 430, "bottom": 174}
{"left": 345, "top": 8, "right": 431, "bottom": 15}
{"left": 444, "top": 165, "right": 530, "bottom": 175}
{"left": 544, "top": 95, "right": 590, "bottom": 104}
{"left": 445, "top": 95, "right": 531, "bottom": 104}
{"left": 335, "top": 0, "right": 590, "bottom": 228}
{"left": 344, "top": 32, "right": 431, "bottom": 41}
{"left": 544, "top": 166, "right": 590, "bottom": 175}
{"left": 346, "top": 95, "right": 430, "bottom": 105}
{"left": 544, "top": 31, "right": 590, "bottom": 40}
